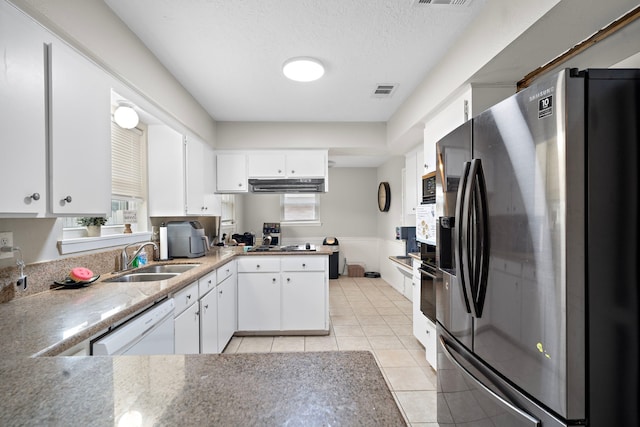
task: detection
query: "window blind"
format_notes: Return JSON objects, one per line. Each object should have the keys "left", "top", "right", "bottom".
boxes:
{"left": 111, "top": 122, "right": 144, "bottom": 199}
{"left": 282, "top": 194, "right": 319, "bottom": 221}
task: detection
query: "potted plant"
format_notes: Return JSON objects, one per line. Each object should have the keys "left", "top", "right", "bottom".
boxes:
{"left": 78, "top": 217, "right": 107, "bottom": 237}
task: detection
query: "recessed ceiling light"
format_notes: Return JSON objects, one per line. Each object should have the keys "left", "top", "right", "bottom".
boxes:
{"left": 282, "top": 57, "right": 325, "bottom": 82}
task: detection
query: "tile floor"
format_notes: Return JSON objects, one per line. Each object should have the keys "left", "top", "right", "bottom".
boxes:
{"left": 224, "top": 276, "right": 439, "bottom": 426}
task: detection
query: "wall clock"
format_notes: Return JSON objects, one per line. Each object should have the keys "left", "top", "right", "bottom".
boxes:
{"left": 378, "top": 182, "right": 390, "bottom": 212}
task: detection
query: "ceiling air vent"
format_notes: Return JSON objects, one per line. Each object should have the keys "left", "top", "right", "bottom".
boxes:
{"left": 413, "top": 0, "right": 471, "bottom": 6}
{"left": 372, "top": 84, "right": 397, "bottom": 98}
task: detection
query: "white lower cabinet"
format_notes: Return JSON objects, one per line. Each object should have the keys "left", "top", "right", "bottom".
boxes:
{"left": 237, "top": 255, "right": 328, "bottom": 333}
{"left": 238, "top": 272, "right": 281, "bottom": 331}
{"left": 217, "top": 274, "right": 237, "bottom": 351}
{"left": 175, "top": 301, "right": 200, "bottom": 354}
{"left": 425, "top": 320, "right": 437, "bottom": 369}
{"left": 199, "top": 288, "right": 218, "bottom": 354}
{"left": 173, "top": 281, "right": 200, "bottom": 354}
{"left": 281, "top": 271, "right": 325, "bottom": 331}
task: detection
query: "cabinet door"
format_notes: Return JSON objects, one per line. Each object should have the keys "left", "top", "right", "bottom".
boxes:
{"left": 286, "top": 152, "right": 325, "bottom": 177}
{"left": 424, "top": 138, "right": 436, "bottom": 173}
{"left": 185, "top": 136, "right": 205, "bottom": 215}
{"left": 405, "top": 151, "right": 417, "bottom": 216}
{"left": 216, "top": 153, "right": 247, "bottom": 192}
{"left": 248, "top": 153, "right": 286, "bottom": 178}
{"left": 0, "top": 3, "right": 47, "bottom": 215}
{"left": 202, "top": 143, "right": 222, "bottom": 215}
{"left": 199, "top": 289, "right": 218, "bottom": 354}
{"left": 175, "top": 302, "right": 200, "bottom": 354}
{"left": 281, "top": 272, "right": 326, "bottom": 331}
{"left": 49, "top": 41, "right": 111, "bottom": 215}
{"left": 237, "top": 273, "right": 280, "bottom": 331}
{"left": 148, "top": 125, "right": 185, "bottom": 216}
{"left": 217, "top": 274, "right": 237, "bottom": 352}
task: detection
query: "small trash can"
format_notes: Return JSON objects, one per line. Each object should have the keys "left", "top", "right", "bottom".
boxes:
{"left": 323, "top": 237, "right": 339, "bottom": 279}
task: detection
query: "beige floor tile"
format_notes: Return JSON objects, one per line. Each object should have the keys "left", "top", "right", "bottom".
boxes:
{"left": 361, "top": 324, "right": 396, "bottom": 337}
{"left": 374, "top": 349, "right": 419, "bottom": 368}
{"left": 376, "top": 306, "right": 404, "bottom": 316}
{"left": 368, "top": 298, "right": 397, "bottom": 308}
{"left": 222, "top": 336, "right": 242, "bottom": 354}
{"left": 383, "top": 367, "right": 436, "bottom": 391}
{"left": 235, "top": 336, "right": 273, "bottom": 353}
{"left": 388, "top": 323, "right": 414, "bottom": 336}
{"left": 394, "top": 391, "right": 437, "bottom": 423}
{"left": 398, "top": 335, "right": 425, "bottom": 350}
{"left": 330, "top": 314, "right": 360, "bottom": 326}
{"left": 408, "top": 349, "right": 431, "bottom": 367}
{"left": 304, "top": 335, "right": 338, "bottom": 352}
{"left": 333, "top": 325, "right": 365, "bottom": 337}
{"left": 336, "top": 336, "right": 371, "bottom": 351}
{"left": 271, "top": 336, "right": 305, "bottom": 352}
{"left": 330, "top": 307, "right": 355, "bottom": 316}
{"left": 383, "top": 314, "right": 412, "bottom": 325}
{"left": 351, "top": 305, "right": 380, "bottom": 316}
{"left": 368, "top": 335, "right": 405, "bottom": 350}
{"left": 356, "top": 314, "right": 387, "bottom": 325}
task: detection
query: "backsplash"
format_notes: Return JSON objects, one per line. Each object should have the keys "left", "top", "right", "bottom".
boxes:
{"left": 0, "top": 248, "right": 151, "bottom": 303}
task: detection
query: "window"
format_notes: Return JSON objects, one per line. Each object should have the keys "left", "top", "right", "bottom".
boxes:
{"left": 220, "top": 194, "right": 235, "bottom": 225}
{"left": 281, "top": 194, "right": 319, "bottom": 223}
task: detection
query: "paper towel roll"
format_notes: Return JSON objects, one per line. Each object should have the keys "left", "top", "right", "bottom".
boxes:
{"left": 159, "top": 225, "right": 168, "bottom": 260}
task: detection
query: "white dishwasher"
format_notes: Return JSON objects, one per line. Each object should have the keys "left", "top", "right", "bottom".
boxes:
{"left": 92, "top": 298, "right": 175, "bottom": 355}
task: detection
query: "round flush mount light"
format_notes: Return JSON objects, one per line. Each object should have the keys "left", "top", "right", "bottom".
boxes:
{"left": 113, "top": 102, "right": 139, "bottom": 129}
{"left": 282, "top": 57, "right": 325, "bottom": 82}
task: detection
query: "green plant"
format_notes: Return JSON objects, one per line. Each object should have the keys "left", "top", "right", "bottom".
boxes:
{"left": 77, "top": 217, "right": 107, "bottom": 227}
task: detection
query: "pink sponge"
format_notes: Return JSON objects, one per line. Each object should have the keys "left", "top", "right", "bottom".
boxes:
{"left": 69, "top": 267, "right": 93, "bottom": 282}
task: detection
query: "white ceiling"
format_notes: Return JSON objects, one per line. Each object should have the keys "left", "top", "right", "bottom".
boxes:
{"left": 104, "top": 0, "right": 486, "bottom": 123}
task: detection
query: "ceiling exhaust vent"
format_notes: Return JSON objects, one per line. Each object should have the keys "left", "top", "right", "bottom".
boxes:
{"left": 372, "top": 84, "right": 397, "bottom": 98}
{"left": 413, "top": 0, "right": 471, "bottom": 6}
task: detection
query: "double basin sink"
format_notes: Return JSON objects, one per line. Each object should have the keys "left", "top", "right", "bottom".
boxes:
{"left": 104, "top": 263, "right": 200, "bottom": 283}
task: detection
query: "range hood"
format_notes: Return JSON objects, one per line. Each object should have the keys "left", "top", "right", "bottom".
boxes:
{"left": 248, "top": 178, "right": 325, "bottom": 193}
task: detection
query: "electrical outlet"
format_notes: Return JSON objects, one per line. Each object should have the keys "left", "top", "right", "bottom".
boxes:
{"left": 0, "top": 232, "right": 14, "bottom": 259}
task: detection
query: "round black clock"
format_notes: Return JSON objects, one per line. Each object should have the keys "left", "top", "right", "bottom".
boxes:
{"left": 378, "top": 181, "right": 390, "bottom": 212}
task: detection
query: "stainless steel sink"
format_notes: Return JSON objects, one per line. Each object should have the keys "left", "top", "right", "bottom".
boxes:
{"left": 135, "top": 264, "right": 200, "bottom": 274}
{"left": 104, "top": 273, "right": 180, "bottom": 282}
{"left": 104, "top": 263, "right": 200, "bottom": 283}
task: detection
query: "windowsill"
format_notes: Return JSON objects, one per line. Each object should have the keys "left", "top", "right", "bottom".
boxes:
{"left": 281, "top": 221, "right": 322, "bottom": 226}
{"left": 58, "top": 232, "right": 152, "bottom": 255}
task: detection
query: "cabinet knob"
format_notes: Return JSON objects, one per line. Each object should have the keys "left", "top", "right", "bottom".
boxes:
{"left": 290, "top": 170, "right": 295, "bottom": 174}
{"left": 277, "top": 169, "right": 282, "bottom": 173}
{"left": 256, "top": 264, "right": 260, "bottom": 269}
{"left": 302, "top": 263, "right": 306, "bottom": 268}
{"left": 62, "top": 196, "right": 72, "bottom": 203}
{"left": 30, "top": 193, "right": 41, "bottom": 201}
{"left": 287, "top": 277, "right": 291, "bottom": 282}
{"left": 186, "top": 294, "right": 191, "bottom": 300}
{"left": 272, "top": 277, "right": 276, "bottom": 283}
{"left": 219, "top": 289, "right": 223, "bottom": 294}
{"left": 238, "top": 183, "right": 242, "bottom": 187}
{"left": 204, "top": 304, "right": 209, "bottom": 309}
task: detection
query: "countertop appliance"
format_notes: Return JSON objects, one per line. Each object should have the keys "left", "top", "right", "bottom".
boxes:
{"left": 92, "top": 298, "right": 175, "bottom": 355}
{"left": 262, "top": 222, "right": 281, "bottom": 246}
{"left": 167, "top": 221, "right": 207, "bottom": 258}
{"left": 436, "top": 68, "right": 639, "bottom": 426}
{"left": 248, "top": 178, "right": 325, "bottom": 193}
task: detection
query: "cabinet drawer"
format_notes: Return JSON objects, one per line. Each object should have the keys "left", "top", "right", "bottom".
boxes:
{"left": 198, "top": 270, "right": 217, "bottom": 296}
{"left": 173, "top": 281, "right": 199, "bottom": 315}
{"left": 281, "top": 256, "right": 325, "bottom": 272}
{"left": 237, "top": 256, "right": 280, "bottom": 273}
{"left": 217, "top": 260, "right": 237, "bottom": 283}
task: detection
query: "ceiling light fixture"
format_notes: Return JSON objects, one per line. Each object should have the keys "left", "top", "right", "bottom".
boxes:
{"left": 282, "top": 57, "right": 325, "bottom": 82}
{"left": 113, "top": 102, "right": 139, "bottom": 129}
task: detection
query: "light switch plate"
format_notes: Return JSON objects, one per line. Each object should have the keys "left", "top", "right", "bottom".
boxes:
{"left": 0, "top": 232, "right": 13, "bottom": 259}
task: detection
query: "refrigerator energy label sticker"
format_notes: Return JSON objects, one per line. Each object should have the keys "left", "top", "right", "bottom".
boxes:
{"left": 538, "top": 95, "right": 553, "bottom": 119}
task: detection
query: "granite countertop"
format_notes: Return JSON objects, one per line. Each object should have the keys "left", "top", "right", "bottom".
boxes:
{"left": 0, "top": 246, "right": 332, "bottom": 358}
{"left": 0, "top": 352, "right": 406, "bottom": 426}
{"left": 0, "top": 247, "right": 409, "bottom": 426}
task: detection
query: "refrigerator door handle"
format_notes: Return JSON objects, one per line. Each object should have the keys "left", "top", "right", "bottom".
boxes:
{"left": 467, "top": 158, "right": 490, "bottom": 318}
{"left": 439, "top": 335, "right": 542, "bottom": 427}
{"left": 455, "top": 161, "right": 472, "bottom": 314}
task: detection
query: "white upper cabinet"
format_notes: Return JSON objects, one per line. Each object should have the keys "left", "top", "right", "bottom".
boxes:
{"left": 49, "top": 40, "right": 111, "bottom": 216}
{"left": 404, "top": 146, "right": 423, "bottom": 219}
{"left": 1, "top": 2, "right": 111, "bottom": 217}
{"left": 247, "top": 150, "right": 327, "bottom": 178}
{"left": 185, "top": 135, "right": 220, "bottom": 216}
{"left": 216, "top": 153, "right": 248, "bottom": 193}
{"left": 0, "top": 2, "right": 47, "bottom": 216}
{"left": 148, "top": 125, "right": 186, "bottom": 216}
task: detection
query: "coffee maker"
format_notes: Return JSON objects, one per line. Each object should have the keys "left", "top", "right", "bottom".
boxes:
{"left": 262, "top": 222, "right": 281, "bottom": 246}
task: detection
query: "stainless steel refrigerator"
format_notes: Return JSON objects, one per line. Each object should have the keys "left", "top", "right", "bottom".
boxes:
{"left": 435, "top": 68, "right": 639, "bottom": 426}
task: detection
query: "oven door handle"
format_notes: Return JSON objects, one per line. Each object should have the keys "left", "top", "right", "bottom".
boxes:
{"left": 418, "top": 268, "right": 436, "bottom": 279}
